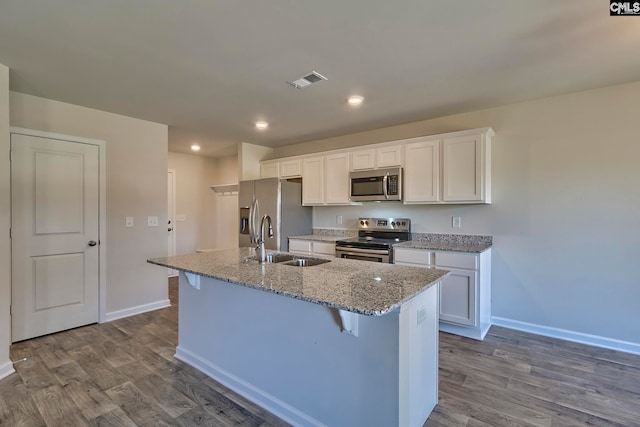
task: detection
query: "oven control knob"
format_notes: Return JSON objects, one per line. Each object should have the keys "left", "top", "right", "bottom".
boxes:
{"left": 391, "top": 222, "right": 396, "bottom": 226}
{"left": 360, "top": 220, "right": 365, "bottom": 226}
{"left": 365, "top": 220, "right": 369, "bottom": 226}
{"left": 401, "top": 221, "right": 406, "bottom": 226}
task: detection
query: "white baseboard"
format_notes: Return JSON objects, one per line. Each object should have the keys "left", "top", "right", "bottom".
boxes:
{"left": 175, "top": 346, "right": 325, "bottom": 427}
{"left": 104, "top": 299, "right": 171, "bottom": 322}
{"left": 0, "top": 360, "right": 15, "bottom": 380}
{"left": 491, "top": 316, "right": 640, "bottom": 356}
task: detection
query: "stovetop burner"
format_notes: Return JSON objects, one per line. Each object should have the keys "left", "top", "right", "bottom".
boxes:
{"left": 336, "top": 217, "right": 411, "bottom": 249}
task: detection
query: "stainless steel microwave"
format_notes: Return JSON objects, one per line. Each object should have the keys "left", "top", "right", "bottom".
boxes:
{"left": 349, "top": 167, "right": 402, "bottom": 201}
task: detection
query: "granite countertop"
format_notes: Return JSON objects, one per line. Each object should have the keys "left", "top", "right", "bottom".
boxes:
{"left": 148, "top": 248, "right": 449, "bottom": 316}
{"left": 288, "top": 234, "right": 347, "bottom": 242}
{"left": 394, "top": 233, "right": 492, "bottom": 253}
{"left": 393, "top": 240, "right": 492, "bottom": 253}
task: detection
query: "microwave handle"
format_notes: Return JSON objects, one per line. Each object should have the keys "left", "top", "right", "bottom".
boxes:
{"left": 383, "top": 173, "right": 389, "bottom": 199}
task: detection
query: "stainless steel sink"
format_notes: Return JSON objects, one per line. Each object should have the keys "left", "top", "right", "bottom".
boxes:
{"left": 246, "top": 253, "right": 296, "bottom": 264}
{"left": 281, "top": 258, "right": 331, "bottom": 267}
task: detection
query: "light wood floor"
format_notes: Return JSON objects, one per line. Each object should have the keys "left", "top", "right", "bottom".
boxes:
{"left": 1, "top": 278, "right": 639, "bottom": 426}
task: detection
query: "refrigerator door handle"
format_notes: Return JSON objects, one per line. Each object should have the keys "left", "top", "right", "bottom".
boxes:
{"left": 249, "top": 199, "right": 255, "bottom": 244}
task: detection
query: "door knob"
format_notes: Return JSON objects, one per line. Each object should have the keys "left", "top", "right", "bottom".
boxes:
{"left": 88, "top": 240, "right": 97, "bottom": 246}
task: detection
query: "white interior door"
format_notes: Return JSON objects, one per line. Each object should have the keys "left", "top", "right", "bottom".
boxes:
{"left": 167, "top": 169, "right": 177, "bottom": 277}
{"left": 11, "top": 133, "right": 100, "bottom": 342}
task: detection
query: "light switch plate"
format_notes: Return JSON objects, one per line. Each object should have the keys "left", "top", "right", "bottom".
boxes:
{"left": 452, "top": 216, "right": 462, "bottom": 228}
{"left": 125, "top": 216, "right": 134, "bottom": 228}
{"left": 148, "top": 216, "right": 159, "bottom": 227}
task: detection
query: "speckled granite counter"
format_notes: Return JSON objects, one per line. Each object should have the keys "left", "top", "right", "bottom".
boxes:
{"left": 394, "top": 233, "right": 492, "bottom": 253}
{"left": 148, "top": 247, "right": 449, "bottom": 316}
{"left": 287, "top": 234, "right": 346, "bottom": 242}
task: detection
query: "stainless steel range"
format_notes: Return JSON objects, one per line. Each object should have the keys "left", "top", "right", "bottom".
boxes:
{"left": 335, "top": 217, "right": 411, "bottom": 263}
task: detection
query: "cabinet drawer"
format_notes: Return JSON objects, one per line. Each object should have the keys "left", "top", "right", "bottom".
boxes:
{"left": 434, "top": 252, "right": 477, "bottom": 270}
{"left": 288, "top": 239, "right": 311, "bottom": 253}
{"left": 394, "top": 248, "right": 433, "bottom": 266}
{"left": 312, "top": 242, "right": 335, "bottom": 256}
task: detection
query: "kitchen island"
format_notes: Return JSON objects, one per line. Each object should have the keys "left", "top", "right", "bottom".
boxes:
{"left": 148, "top": 248, "right": 449, "bottom": 427}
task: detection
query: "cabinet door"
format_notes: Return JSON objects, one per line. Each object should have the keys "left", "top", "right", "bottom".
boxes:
{"left": 302, "top": 157, "right": 324, "bottom": 205}
{"left": 394, "top": 248, "right": 433, "bottom": 266}
{"left": 403, "top": 139, "right": 440, "bottom": 203}
{"left": 440, "top": 268, "right": 477, "bottom": 327}
{"left": 260, "top": 161, "right": 279, "bottom": 179}
{"left": 351, "top": 149, "right": 376, "bottom": 170}
{"left": 289, "top": 239, "right": 311, "bottom": 254}
{"left": 376, "top": 146, "right": 402, "bottom": 168}
{"left": 442, "top": 135, "right": 482, "bottom": 202}
{"left": 325, "top": 153, "right": 350, "bottom": 204}
{"left": 280, "top": 159, "right": 302, "bottom": 178}
{"left": 312, "top": 241, "right": 335, "bottom": 256}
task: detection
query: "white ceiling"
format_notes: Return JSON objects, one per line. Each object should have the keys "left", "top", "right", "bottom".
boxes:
{"left": 1, "top": 1, "right": 639, "bottom": 157}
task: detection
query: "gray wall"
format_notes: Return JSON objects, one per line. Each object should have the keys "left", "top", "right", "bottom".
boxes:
{"left": 277, "top": 80, "right": 640, "bottom": 346}
{"left": 9, "top": 92, "right": 169, "bottom": 315}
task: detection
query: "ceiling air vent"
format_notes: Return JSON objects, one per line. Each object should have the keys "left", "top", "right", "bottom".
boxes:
{"left": 287, "top": 71, "right": 328, "bottom": 89}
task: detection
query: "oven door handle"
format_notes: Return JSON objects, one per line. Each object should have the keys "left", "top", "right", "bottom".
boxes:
{"left": 336, "top": 246, "right": 390, "bottom": 255}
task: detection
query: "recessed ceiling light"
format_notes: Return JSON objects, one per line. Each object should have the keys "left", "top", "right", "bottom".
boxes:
{"left": 255, "top": 121, "right": 269, "bottom": 130}
{"left": 348, "top": 95, "right": 364, "bottom": 106}
{"left": 191, "top": 144, "right": 201, "bottom": 151}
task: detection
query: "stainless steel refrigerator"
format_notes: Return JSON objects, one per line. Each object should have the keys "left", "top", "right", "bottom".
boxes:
{"left": 238, "top": 178, "right": 312, "bottom": 251}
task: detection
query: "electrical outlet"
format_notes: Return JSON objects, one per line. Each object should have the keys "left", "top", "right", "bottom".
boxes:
{"left": 125, "top": 217, "right": 134, "bottom": 228}
{"left": 336, "top": 215, "right": 343, "bottom": 225}
{"left": 452, "top": 216, "right": 462, "bottom": 228}
{"left": 417, "top": 306, "right": 427, "bottom": 325}
{"left": 148, "top": 216, "right": 159, "bottom": 227}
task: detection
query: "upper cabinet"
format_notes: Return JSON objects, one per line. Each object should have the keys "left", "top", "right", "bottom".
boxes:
{"left": 404, "top": 139, "right": 440, "bottom": 203}
{"left": 351, "top": 145, "right": 402, "bottom": 170}
{"left": 279, "top": 159, "right": 302, "bottom": 178}
{"left": 302, "top": 157, "right": 325, "bottom": 206}
{"left": 260, "top": 160, "right": 279, "bottom": 179}
{"left": 260, "top": 127, "right": 493, "bottom": 205}
{"left": 324, "top": 153, "right": 351, "bottom": 204}
{"left": 350, "top": 149, "right": 376, "bottom": 170}
{"left": 442, "top": 134, "right": 489, "bottom": 203}
{"left": 403, "top": 128, "right": 493, "bottom": 204}
{"left": 376, "top": 145, "right": 403, "bottom": 168}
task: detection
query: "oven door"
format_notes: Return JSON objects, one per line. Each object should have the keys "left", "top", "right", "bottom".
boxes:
{"left": 335, "top": 246, "right": 390, "bottom": 263}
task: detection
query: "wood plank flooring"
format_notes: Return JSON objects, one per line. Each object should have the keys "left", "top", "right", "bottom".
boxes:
{"left": 1, "top": 277, "right": 638, "bottom": 426}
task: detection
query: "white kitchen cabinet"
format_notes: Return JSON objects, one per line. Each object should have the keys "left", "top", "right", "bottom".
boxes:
{"left": 324, "top": 153, "right": 351, "bottom": 204}
{"left": 260, "top": 160, "right": 279, "bottom": 179}
{"left": 279, "top": 159, "right": 302, "bottom": 178}
{"left": 288, "top": 239, "right": 335, "bottom": 256}
{"left": 403, "top": 128, "right": 492, "bottom": 204}
{"left": 351, "top": 146, "right": 402, "bottom": 171}
{"left": 442, "top": 134, "right": 490, "bottom": 203}
{"left": 394, "top": 247, "right": 491, "bottom": 340}
{"left": 302, "top": 156, "right": 324, "bottom": 205}
{"left": 350, "top": 149, "right": 376, "bottom": 170}
{"left": 403, "top": 139, "right": 440, "bottom": 203}
{"left": 376, "top": 145, "right": 403, "bottom": 168}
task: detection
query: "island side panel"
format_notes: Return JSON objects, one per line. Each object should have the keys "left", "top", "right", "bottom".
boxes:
{"left": 176, "top": 273, "right": 403, "bottom": 427}
{"left": 398, "top": 283, "right": 439, "bottom": 427}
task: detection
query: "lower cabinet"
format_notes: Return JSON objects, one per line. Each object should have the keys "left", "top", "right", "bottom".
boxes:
{"left": 394, "top": 247, "right": 491, "bottom": 340}
{"left": 288, "top": 239, "right": 336, "bottom": 256}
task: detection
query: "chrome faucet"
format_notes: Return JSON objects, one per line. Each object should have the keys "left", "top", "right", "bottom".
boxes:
{"left": 257, "top": 214, "right": 274, "bottom": 263}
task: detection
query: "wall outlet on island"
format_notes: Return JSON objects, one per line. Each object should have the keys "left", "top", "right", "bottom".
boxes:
{"left": 336, "top": 215, "right": 343, "bottom": 225}
{"left": 452, "top": 216, "right": 462, "bottom": 228}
